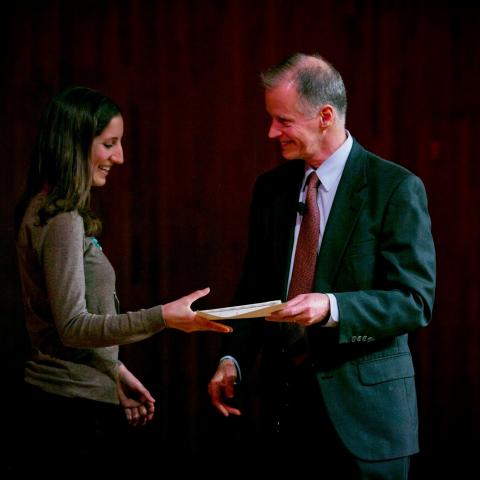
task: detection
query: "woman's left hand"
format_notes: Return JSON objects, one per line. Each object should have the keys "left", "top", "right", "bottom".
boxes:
{"left": 117, "top": 363, "right": 155, "bottom": 427}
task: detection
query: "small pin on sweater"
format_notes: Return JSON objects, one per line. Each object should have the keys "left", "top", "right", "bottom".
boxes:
{"left": 91, "top": 237, "right": 102, "bottom": 250}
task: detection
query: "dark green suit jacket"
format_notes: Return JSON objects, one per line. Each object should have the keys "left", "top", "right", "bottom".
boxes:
{"left": 227, "top": 139, "right": 436, "bottom": 461}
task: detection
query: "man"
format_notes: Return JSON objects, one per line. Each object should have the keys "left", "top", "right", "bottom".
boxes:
{"left": 208, "top": 53, "right": 435, "bottom": 478}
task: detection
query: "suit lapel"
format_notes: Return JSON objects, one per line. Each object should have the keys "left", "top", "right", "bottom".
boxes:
{"left": 314, "top": 140, "right": 368, "bottom": 291}
{"left": 272, "top": 161, "right": 305, "bottom": 298}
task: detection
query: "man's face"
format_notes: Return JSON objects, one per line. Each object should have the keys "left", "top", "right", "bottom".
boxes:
{"left": 265, "top": 82, "right": 321, "bottom": 163}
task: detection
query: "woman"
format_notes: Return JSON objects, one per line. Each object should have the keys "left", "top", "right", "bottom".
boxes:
{"left": 15, "top": 86, "right": 230, "bottom": 474}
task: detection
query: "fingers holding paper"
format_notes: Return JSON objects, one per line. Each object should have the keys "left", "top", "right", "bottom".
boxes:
{"left": 162, "top": 287, "right": 233, "bottom": 333}
{"left": 266, "top": 293, "right": 330, "bottom": 326}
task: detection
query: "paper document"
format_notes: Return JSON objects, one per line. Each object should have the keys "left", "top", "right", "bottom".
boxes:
{"left": 197, "top": 300, "right": 284, "bottom": 320}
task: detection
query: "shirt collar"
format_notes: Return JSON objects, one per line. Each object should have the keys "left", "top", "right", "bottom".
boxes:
{"left": 303, "top": 131, "right": 353, "bottom": 191}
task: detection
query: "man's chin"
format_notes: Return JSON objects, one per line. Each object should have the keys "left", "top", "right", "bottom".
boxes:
{"left": 281, "top": 150, "right": 297, "bottom": 160}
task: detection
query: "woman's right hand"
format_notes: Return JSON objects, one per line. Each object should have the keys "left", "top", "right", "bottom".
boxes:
{"left": 162, "top": 287, "right": 232, "bottom": 333}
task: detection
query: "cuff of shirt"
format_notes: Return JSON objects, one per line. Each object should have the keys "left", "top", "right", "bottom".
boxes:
{"left": 325, "top": 293, "right": 339, "bottom": 327}
{"left": 220, "top": 355, "right": 242, "bottom": 383}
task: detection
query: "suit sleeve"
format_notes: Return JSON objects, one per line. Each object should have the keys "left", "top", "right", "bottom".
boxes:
{"left": 333, "top": 174, "right": 436, "bottom": 344}
{"left": 219, "top": 176, "right": 271, "bottom": 368}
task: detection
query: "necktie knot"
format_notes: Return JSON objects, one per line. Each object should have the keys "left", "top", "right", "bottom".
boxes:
{"left": 306, "top": 171, "right": 320, "bottom": 191}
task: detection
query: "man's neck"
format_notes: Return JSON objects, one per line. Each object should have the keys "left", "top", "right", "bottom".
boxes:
{"left": 307, "top": 128, "right": 347, "bottom": 169}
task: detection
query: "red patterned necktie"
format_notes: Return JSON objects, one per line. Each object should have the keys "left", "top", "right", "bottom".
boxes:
{"left": 288, "top": 171, "right": 320, "bottom": 300}
{"left": 283, "top": 171, "right": 320, "bottom": 347}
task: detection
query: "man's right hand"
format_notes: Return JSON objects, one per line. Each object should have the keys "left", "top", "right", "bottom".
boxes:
{"left": 208, "top": 358, "right": 242, "bottom": 417}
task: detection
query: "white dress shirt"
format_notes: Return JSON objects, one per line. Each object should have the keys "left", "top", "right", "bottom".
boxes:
{"left": 287, "top": 132, "right": 353, "bottom": 326}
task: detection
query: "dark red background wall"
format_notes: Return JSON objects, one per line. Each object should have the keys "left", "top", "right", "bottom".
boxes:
{"left": 1, "top": 1, "right": 479, "bottom": 476}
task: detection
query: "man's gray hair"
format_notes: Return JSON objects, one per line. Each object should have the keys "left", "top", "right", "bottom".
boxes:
{"left": 261, "top": 53, "right": 347, "bottom": 119}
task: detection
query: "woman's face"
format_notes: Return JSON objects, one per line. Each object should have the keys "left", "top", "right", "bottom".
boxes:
{"left": 90, "top": 114, "right": 124, "bottom": 187}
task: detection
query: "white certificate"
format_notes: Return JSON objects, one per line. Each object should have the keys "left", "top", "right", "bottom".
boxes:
{"left": 197, "top": 300, "right": 284, "bottom": 320}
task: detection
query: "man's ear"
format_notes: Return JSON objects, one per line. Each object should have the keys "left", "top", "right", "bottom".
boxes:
{"left": 318, "top": 105, "right": 334, "bottom": 128}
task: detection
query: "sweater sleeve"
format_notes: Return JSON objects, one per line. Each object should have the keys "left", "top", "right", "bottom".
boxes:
{"left": 41, "top": 212, "right": 166, "bottom": 348}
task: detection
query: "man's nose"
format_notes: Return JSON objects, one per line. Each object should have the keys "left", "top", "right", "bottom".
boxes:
{"left": 268, "top": 121, "right": 281, "bottom": 138}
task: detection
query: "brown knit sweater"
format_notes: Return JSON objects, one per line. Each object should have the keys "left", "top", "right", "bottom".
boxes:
{"left": 16, "top": 193, "right": 166, "bottom": 404}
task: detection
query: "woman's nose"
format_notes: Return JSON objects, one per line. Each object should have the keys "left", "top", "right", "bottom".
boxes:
{"left": 111, "top": 144, "right": 124, "bottom": 164}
